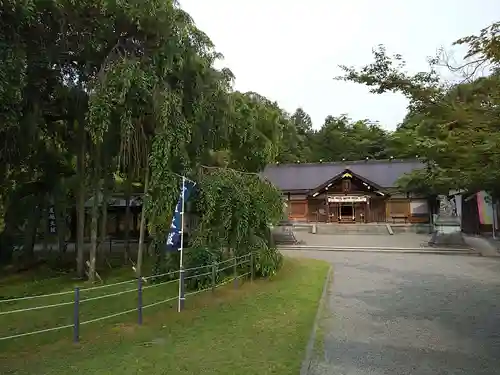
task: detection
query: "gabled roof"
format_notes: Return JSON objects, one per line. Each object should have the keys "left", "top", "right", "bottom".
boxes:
{"left": 261, "top": 159, "right": 424, "bottom": 192}
{"left": 309, "top": 169, "right": 386, "bottom": 196}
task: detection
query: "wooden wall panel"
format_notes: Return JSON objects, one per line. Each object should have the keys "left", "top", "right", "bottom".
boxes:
{"left": 289, "top": 200, "right": 308, "bottom": 220}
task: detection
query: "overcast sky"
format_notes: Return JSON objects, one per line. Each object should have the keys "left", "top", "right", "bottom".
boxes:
{"left": 179, "top": 0, "right": 500, "bottom": 130}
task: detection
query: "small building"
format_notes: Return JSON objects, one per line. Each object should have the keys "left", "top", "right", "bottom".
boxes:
{"left": 262, "top": 159, "right": 430, "bottom": 224}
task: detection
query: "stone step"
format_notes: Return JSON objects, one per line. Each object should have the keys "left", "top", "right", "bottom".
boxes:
{"left": 278, "top": 245, "right": 478, "bottom": 255}
{"left": 272, "top": 231, "right": 298, "bottom": 245}
{"left": 315, "top": 224, "right": 389, "bottom": 235}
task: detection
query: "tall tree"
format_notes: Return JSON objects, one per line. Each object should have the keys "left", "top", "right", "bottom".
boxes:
{"left": 336, "top": 22, "right": 500, "bottom": 199}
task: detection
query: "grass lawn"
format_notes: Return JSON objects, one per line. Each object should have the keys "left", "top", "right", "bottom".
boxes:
{"left": 0, "top": 257, "right": 330, "bottom": 375}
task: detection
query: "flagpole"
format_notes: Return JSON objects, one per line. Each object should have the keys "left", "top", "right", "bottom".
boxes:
{"left": 178, "top": 176, "right": 186, "bottom": 312}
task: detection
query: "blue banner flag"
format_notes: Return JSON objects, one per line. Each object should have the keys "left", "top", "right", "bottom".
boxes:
{"left": 166, "top": 178, "right": 196, "bottom": 251}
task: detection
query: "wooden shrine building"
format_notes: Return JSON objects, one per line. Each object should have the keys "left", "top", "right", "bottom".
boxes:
{"left": 262, "top": 159, "right": 430, "bottom": 224}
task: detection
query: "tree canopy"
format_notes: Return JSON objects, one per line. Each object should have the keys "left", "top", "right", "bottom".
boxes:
{"left": 1, "top": 2, "right": 499, "bottom": 279}
{"left": 337, "top": 21, "right": 500, "bottom": 199}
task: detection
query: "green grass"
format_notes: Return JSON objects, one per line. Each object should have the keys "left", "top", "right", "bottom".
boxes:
{"left": 0, "top": 257, "right": 330, "bottom": 375}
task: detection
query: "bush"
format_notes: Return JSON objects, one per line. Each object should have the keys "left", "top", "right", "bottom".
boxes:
{"left": 255, "top": 246, "right": 283, "bottom": 278}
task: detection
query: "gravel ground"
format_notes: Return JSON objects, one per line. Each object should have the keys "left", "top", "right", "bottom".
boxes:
{"left": 285, "top": 250, "right": 500, "bottom": 375}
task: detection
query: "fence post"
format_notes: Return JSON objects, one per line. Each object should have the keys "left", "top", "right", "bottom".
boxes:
{"left": 211, "top": 262, "right": 216, "bottom": 293}
{"left": 137, "top": 277, "right": 143, "bottom": 325}
{"left": 250, "top": 252, "right": 254, "bottom": 282}
{"left": 233, "top": 255, "right": 238, "bottom": 289}
{"left": 73, "top": 287, "right": 80, "bottom": 343}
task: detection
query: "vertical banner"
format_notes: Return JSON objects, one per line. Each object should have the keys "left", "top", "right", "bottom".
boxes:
{"left": 477, "top": 191, "right": 493, "bottom": 225}
{"left": 48, "top": 205, "right": 57, "bottom": 234}
{"left": 166, "top": 179, "right": 196, "bottom": 251}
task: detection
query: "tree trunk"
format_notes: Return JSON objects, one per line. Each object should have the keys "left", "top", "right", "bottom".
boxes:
{"left": 54, "top": 184, "right": 67, "bottom": 254}
{"left": 124, "top": 168, "right": 132, "bottom": 263}
{"left": 23, "top": 194, "right": 42, "bottom": 261}
{"left": 99, "top": 174, "right": 109, "bottom": 259}
{"left": 136, "top": 168, "right": 149, "bottom": 277}
{"left": 88, "top": 183, "right": 100, "bottom": 282}
{"left": 76, "top": 123, "right": 86, "bottom": 278}
{"left": 88, "top": 143, "right": 102, "bottom": 282}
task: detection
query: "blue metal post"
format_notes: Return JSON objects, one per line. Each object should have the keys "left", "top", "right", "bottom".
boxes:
{"left": 138, "top": 277, "right": 143, "bottom": 325}
{"left": 73, "top": 287, "right": 80, "bottom": 343}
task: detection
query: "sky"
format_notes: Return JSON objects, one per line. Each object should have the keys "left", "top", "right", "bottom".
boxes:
{"left": 179, "top": 0, "right": 500, "bottom": 130}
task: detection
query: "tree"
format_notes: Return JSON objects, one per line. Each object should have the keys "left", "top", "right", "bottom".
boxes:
{"left": 227, "top": 92, "right": 285, "bottom": 172}
{"left": 310, "top": 115, "right": 390, "bottom": 162}
{"left": 291, "top": 108, "right": 313, "bottom": 135}
{"left": 276, "top": 108, "right": 314, "bottom": 163}
{"left": 336, "top": 21, "right": 500, "bottom": 200}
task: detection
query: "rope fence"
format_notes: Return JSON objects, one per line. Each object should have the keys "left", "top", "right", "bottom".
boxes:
{"left": 0, "top": 252, "right": 256, "bottom": 343}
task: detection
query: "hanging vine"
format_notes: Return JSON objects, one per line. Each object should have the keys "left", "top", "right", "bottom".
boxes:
{"left": 190, "top": 166, "right": 284, "bottom": 276}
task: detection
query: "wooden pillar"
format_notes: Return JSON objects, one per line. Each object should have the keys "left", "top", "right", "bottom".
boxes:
{"left": 325, "top": 189, "right": 330, "bottom": 223}
{"left": 365, "top": 197, "right": 373, "bottom": 223}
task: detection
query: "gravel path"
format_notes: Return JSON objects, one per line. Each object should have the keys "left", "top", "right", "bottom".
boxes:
{"left": 286, "top": 250, "right": 500, "bottom": 375}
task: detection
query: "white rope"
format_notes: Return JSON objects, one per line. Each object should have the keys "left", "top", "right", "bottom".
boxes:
{"left": 0, "top": 324, "right": 73, "bottom": 341}
{"left": 0, "top": 267, "right": 254, "bottom": 340}
{"left": 0, "top": 289, "right": 74, "bottom": 303}
{"left": 215, "top": 277, "right": 236, "bottom": 288}
{"left": 0, "top": 300, "right": 74, "bottom": 316}
{"left": 143, "top": 269, "right": 178, "bottom": 281}
{"left": 185, "top": 285, "right": 213, "bottom": 297}
{"left": 80, "top": 307, "right": 137, "bottom": 325}
{"left": 80, "top": 278, "right": 136, "bottom": 292}
{"left": 215, "top": 258, "right": 233, "bottom": 266}
{"left": 80, "top": 288, "right": 137, "bottom": 303}
{"left": 142, "top": 296, "right": 177, "bottom": 309}
{"left": 216, "top": 260, "right": 248, "bottom": 273}
{"left": 183, "top": 264, "right": 210, "bottom": 273}
{"left": 142, "top": 278, "right": 178, "bottom": 290}
{"left": 216, "top": 263, "right": 235, "bottom": 273}
{"left": 216, "top": 254, "right": 249, "bottom": 267}
{"left": 0, "top": 253, "right": 253, "bottom": 318}
{"left": 184, "top": 271, "right": 212, "bottom": 281}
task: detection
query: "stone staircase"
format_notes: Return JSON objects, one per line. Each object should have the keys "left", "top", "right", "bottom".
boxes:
{"left": 271, "top": 226, "right": 299, "bottom": 245}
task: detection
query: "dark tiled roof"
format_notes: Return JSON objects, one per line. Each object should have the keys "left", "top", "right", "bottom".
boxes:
{"left": 261, "top": 159, "right": 424, "bottom": 191}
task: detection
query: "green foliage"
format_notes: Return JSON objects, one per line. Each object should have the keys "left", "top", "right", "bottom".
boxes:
{"left": 312, "top": 115, "right": 390, "bottom": 162}
{"left": 2, "top": 0, "right": 499, "bottom": 277}
{"left": 337, "top": 22, "right": 500, "bottom": 200}
{"left": 227, "top": 92, "right": 285, "bottom": 172}
{"left": 147, "top": 165, "right": 285, "bottom": 285}
{"left": 255, "top": 245, "right": 284, "bottom": 278}
{"left": 192, "top": 167, "right": 283, "bottom": 255}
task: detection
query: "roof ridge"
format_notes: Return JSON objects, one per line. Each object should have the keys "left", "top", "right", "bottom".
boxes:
{"left": 268, "top": 158, "right": 421, "bottom": 168}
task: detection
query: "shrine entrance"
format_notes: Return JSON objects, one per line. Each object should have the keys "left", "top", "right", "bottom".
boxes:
{"left": 328, "top": 195, "right": 367, "bottom": 223}
{"left": 339, "top": 203, "right": 355, "bottom": 222}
